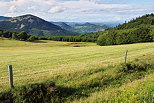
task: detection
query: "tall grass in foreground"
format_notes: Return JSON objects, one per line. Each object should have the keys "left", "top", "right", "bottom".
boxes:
{"left": 0, "top": 55, "right": 153, "bottom": 103}
{"left": 66, "top": 57, "right": 154, "bottom": 103}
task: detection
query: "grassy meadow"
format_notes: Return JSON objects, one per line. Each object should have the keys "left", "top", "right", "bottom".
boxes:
{"left": 0, "top": 39, "right": 154, "bottom": 102}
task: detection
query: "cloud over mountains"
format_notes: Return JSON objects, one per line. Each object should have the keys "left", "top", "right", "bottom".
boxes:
{"left": 0, "top": 0, "right": 154, "bottom": 22}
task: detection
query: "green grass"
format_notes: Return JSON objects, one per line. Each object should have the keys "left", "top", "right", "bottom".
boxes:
{"left": 0, "top": 39, "right": 154, "bottom": 102}
{"left": 71, "top": 72, "right": 154, "bottom": 103}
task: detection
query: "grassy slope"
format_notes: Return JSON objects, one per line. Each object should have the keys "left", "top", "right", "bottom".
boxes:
{"left": 70, "top": 56, "right": 154, "bottom": 103}
{"left": 71, "top": 73, "right": 154, "bottom": 103}
{"left": 0, "top": 39, "right": 154, "bottom": 102}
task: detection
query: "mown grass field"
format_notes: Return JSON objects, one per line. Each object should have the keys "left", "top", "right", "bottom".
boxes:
{"left": 0, "top": 39, "right": 154, "bottom": 102}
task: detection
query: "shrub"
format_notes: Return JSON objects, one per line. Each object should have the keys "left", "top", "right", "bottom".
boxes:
{"left": 12, "top": 33, "right": 18, "bottom": 40}
{"left": 27, "top": 36, "right": 36, "bottom": 42}
{"left": 0, "top": 82, "right": 57, "bottom": 103}
{"left": 120, "top": 63, "right": 151, "bottom": 73}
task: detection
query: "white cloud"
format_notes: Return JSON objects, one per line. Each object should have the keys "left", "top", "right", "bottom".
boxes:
{"left": 27, "top": 6, "right": 37, "bottom": 11}
{"left": 48, "top": 6, "right": 65, "bottom": 14}
{"left": 8, "top": 5, "right": 17, "bottom": 13}
{"left": 0, "top": 0, "right": 153, "bottom": 22}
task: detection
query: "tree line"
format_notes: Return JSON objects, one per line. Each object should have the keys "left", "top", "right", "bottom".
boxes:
{"left": 0, "top": 30, "right": 36, "bottom": 41}
{"left": 97, "top": 26, "right": 154, "bottom": 46}
{"left": 0, "top": 29, "right": 98, "bottom": 42}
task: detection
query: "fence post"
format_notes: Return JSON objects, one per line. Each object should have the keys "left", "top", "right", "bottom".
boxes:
{"left": 8, "top": 65, "right": 14, "bottom": 88}
{"left": 124, "top": 50, "right": 128, "bottom": 64}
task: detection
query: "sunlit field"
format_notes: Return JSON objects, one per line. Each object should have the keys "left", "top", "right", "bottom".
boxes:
{"left": 0, "top": 39, "right": 154, "bottom": 102}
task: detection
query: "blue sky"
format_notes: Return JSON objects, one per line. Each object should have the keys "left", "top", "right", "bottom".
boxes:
{"left": 0, "top": 0, "right": 154, "bottom": 22}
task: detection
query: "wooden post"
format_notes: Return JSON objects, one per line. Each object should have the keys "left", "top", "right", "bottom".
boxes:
{"left": 8, "top": 65, "right": 14, "bottom": 88}
{"left": 124, "top": 50, "right": 128, "bottom": 64}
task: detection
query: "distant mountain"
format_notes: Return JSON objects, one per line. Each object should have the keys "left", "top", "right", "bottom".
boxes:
{"left": 98, "top": 22, "right": 122, "bottom": 27}
{"left": 0, "top": 16, "right": 11, "bottom": 20}
{"left": 0, "top": 14, "right": 75, "bottom": 36}
{"left": 72, "top": 22, "right": 108, "bottom": 34}
{"left": 53, "top": 22, "right": 109, "bottom": 34}
{"left": 74, "top": 22, "right": 94, "bottom": 26}
{"left": 52, "top": 22, "right": 73, "bottom": 30}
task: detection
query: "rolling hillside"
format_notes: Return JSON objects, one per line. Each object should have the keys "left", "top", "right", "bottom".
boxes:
{"left": 0, "top": 39, "right": 153, "bottom": 102}
{"left": 0, "top": 14, "right": 75, "bottom": 36}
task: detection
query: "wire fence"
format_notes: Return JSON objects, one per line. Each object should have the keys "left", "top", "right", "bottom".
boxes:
{"left": 0, "top": 50, "right": 129, "bottom": 91}
{"left": 0, "top": 65, "right": 57, "bottom": 91}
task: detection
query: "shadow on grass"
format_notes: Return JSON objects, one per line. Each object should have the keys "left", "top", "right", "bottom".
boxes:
{"left": 56, "top": 86, "right": 88, "bottom": 102}
{"left": 0, "top": 83, "right": 88, "bottom": 103}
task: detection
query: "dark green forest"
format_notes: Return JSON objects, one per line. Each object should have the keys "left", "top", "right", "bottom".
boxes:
{"left": 0, "top": 29, "right": 98, "bottom": 42}
{"left": 97, "top": 14, "right": 154, "bottom": 45}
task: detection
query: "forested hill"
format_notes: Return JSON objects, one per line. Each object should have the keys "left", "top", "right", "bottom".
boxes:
{"left": 113, "top": 14, "right": 154, "bottom": 30}
{"left": 97, "top": 14, "right": 154, "bottom": 46}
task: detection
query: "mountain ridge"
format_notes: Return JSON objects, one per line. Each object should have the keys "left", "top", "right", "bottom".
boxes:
{"left": 0, "top": 16, "right": 11, "bottom": 20}
{"left": 0, "top": 14, "right": 75, "bottom": 36}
